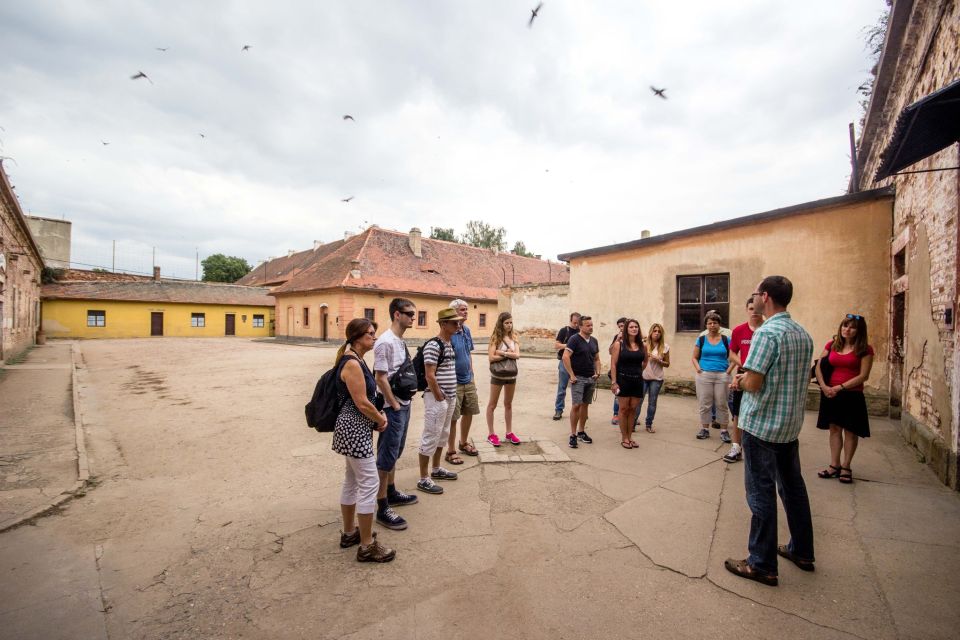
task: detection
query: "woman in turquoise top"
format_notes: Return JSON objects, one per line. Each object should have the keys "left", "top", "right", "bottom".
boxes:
{"left": 691, "top": 311, "right": 739, "bottom": 440}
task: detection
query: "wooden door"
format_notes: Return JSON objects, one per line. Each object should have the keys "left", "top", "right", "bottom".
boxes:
{"left": 150, "top": 312, "right": 163, "bottom": 336}
{"left": 225, "top": 314, "right": 236, "bottom": 336}
{"left": 321, "top": 310, "right": 328, "bottom": 340}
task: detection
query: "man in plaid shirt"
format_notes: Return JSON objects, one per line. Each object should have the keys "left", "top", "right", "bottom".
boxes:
{"left": 726, "top": 275, "right": 815, "bottom": 586}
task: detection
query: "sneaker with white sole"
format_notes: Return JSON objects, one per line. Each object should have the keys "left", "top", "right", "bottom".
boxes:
{"left": 696, "top": 428, "right": 710, "bottom": 439}
{"left": 505, "top": 432, "right": 521, "bottom": 445}
{"left": 577, "top": 431, "right": 593, "bottom": 444}
{"left": 387, "top": 490, "right": 418, "bottom": 507}
{"left": 723, "top": 446, "right": 743, "bottom": 463}
{"left": 568, "top": 434, "right": 578, "bottom": 448}
{"left": 416, "top": 478, "right": 444, "bottom": 494}
{"left": 720, "top": 430, "right": 732, "bottom": 444}
{"left": 376, "top": 507, "right": 408, "bottom": 530}
{"left": 430, "top": 467, "right": 458, "bottom": 481}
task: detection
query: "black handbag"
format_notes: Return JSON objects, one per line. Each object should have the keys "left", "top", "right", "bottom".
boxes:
{"left": 490, "top": 357, "right": 518, "bottom": 378}
{"left": 811, "top": 353, "right": 834, "bottom": 386}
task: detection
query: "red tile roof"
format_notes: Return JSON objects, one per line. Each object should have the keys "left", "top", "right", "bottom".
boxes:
{"left": 271, "top": 227, "right": 569, "bottom": 301}
{"left": 235, "top": 240, "right": 347, "bottom": 287}
{"left": 42, "top": 280, "right": 273, "bottom": 306}
{"left": 55, "top": 269, "right": 155, "bottom": 282}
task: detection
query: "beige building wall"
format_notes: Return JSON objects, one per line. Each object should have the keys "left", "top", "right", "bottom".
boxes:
{"left": 499, "top": 283, "right": 570, "bottom": 353}
{"left": 24, "top": 216, "right": 71, "bottom": 269}
{"left": 567, "top": 198, "right": 893, "bottom": 399}
{"left": 274, "top": 289, "right": 499, "bottom": 341}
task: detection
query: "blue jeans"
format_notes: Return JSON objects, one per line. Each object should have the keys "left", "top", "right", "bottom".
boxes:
{"left": 376, "top": 404, "right": 411, "bottom": 472}
{"left": 637, "top": 379, "right": 663, "bottom": 427}
{"left": 613, "top": 395, "right": 619, "bottom": 416}
{"left": 742, "top": 431, "right": 815, "bottom": 575}
{"left": 555, "top": 361, "right": 570, "bottom": 413}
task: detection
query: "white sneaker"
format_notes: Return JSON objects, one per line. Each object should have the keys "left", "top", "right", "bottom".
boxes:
{"left": 723, "top": 445, "right": 742, "bottom": 464}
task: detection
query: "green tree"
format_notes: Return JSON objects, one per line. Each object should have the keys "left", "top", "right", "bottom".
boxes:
{"left": 430, "top": 227, "right": 457, "bottom": 242}
{"left": 511, "top": 241, "right": 535, "bottom": 257}
{"left": 202, "top": 254, "right": 252, "bottom": 282}
{"left": 461, "top": 220, "right": 506, "bottom": 251}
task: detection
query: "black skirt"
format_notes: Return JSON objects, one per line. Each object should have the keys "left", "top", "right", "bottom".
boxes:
{"left": 816, "top": 390, "right": 870, "bottom": 438}
{"left": 617, "top": 373, "right": 645, "bottom": 398}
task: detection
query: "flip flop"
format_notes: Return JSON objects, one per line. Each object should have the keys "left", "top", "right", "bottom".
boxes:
{"left": 621, "top": 441, "right": 633, "bottom": 449}
{"left": 444, "top": 451, "right": 464, "bottom": 465}
{"left": 629, "top": 440, "right": 639, "bottom": 448}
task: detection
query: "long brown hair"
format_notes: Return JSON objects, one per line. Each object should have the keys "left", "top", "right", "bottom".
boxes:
{"left": 490, "top": 312, "right": 516, "bottom": 348}
{"left": 335, "top": 318, "right": 377, "bottom": 364}
{"left": 620, "top": 319, "right": 643, "bottom": 350}
{"left": 831, "top": 315, "right": 869, "bottom": 357}
{"left": 645, "top": 323, "right": 666, "bottom": 354}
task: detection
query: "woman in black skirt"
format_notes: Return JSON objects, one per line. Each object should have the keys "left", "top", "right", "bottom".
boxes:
{"left": 610, "top": 319, "right": 648, "bottom": 449}
{"left": 815, "top": 314, "right": 874, "bottom": 484}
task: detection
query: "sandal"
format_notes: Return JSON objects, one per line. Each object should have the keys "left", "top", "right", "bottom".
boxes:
{"left": 621, "top": 441, "right": 633, "bottom": 449}
{"left": 838, "top": 467, "right": 853, "bottom": 484}
{"left": 818, "top": 464, "right": 841, "bottom": 479}
{"left": 458, "top": 442, "right": 479, "bottom": 456}
{"left": 777, "top": 545, "right": 815, "bottom": 572}
{"left": 444, "top": 451, "right": 464, "bottom": 465}
{"left": 629, "top": 440, "right": 639, "bottom": 448}
{"left": 724, "top": 558, "right": 778, "bottom": 586}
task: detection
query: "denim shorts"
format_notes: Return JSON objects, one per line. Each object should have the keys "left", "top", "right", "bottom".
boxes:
{"left": 376, "top": 404, "right": 411, "bottom": 472}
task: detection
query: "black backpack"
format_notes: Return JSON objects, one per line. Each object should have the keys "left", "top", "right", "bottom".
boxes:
{"left": 412, "top": 337, "right": 446, "bottom": 392}
{"left": 389, "top": 349, "right": 419, "bottom": 401}
{"left": 305, "top": 356, "right": 353, "bottom": 432}
{"left": 696, "top": 334, "right": 730, "bottom": 355}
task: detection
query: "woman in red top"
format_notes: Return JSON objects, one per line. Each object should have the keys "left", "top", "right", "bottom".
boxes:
{"left": 815, "top": 314, "right": 874, "bottom": 484}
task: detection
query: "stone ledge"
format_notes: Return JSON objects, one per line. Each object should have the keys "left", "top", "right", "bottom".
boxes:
{"left": 475, "top": 436, "right": 570, "bottom": 464}
{"left": 896, "top": 412, "right": 959, "bottom": 490}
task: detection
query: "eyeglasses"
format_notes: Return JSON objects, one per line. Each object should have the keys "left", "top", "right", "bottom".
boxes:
{"left": 399, "top": 310, "right": 416, "bottom": 318}
{"left": 365, "top": 330, "right": 377, "bottom": 337}
{"left": 846, "top": 314, "right": 863, "bottom": 320}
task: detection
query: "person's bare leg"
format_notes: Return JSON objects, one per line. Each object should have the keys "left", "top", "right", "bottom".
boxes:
{"left": 842, "top": 431, "right": 860, "bottom": 468}
{"left": 460, "top": 413, "right": 474, "bottom": 446}
{"left": 503, "top": 384, "right": 515, "bottom": 434}
{"left": 418, "top": 454, "right": 430, "bottom": 479}
{"left": 731, "top": 416, "right": 741, "bottom": 445}
{"left": 619, "top": 398, "right": 637, "bottom": 443}
{"left": 446, "top": 412, "right": 459, "bottom": 460}
{"left": 570, "top": 404, "right": 580, "bottom": 435}
{"left": 432, "top": 447, "right": 443, "bottom": 469}
{"left": 358, "top": 512, "right": 375, "bottom": 546}
{"left": 829, "top": 425, "right": 843, "bottom": 467}
{"left": 487, "top": 384, "right": 502, "bottom": 436}
{"left": 578, "top": 404, "right": 590, "bottom": 431}
{"left": 341, "top": 503, "right": 357, "bottom": 535}
{"left": 377, "top": 470, "right": 389, "bottom": 500}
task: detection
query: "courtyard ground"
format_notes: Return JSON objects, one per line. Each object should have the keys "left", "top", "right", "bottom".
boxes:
{"left": 1, "top": 338, "right": 958, "bottom": 639}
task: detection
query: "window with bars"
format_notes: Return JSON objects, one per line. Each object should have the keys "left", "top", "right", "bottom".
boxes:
{"left": 478, "top": 313, "right": 487, "bottom": 328}
{"left": 364, "top": 308, "right": 375, "bottom": 322}
{"left": 417, "top": 311, "right": 427, "bottom": 327}
{"left": 252, "top": 314, "right": 264, "bottom": 328}
{"left": 191, "top": 312, "right": 206, "bottom": 327}
{"left": 676, "top": 274, "right": 729, "bottom": 331}
{"left": 87, "top": 310, "right": 106, "bottom": 327}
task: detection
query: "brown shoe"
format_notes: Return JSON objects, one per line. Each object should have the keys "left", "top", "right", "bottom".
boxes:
{"left": 724, "top": 558, "right": 778, "bottom": 586}
{"left": 357, "top": 540, "right": 396, "bottom": 563}
{"left": 777, "top": 545, "right": 815, "bottom": 572}
{"left": 339, "top": 529, "right": 376, "bottom": 549}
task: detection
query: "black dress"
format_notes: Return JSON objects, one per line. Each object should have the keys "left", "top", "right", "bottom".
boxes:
{"left": 815, "top": 349, "right": 871, "bottom": 438}
{"left": 616, "top": 343, "right": 647, "bottom": 398}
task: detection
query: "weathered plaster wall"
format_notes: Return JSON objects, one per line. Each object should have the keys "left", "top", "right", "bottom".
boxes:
{"left": 1, "top": 179, "right": 43, "bottom": 362}
{"left": 24, "top": 216, "right": 71, "bottom": 269}
{"left": 499, "top": 283, "right": 569, "bottom": 353}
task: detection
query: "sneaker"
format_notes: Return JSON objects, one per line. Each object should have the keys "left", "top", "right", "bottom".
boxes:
{"left": 720, "top": 430, "right": 732, "bottom": 444}
{"left": 610, "top": 416, "right": 619, "bottom": 425}
{"left": 568, "top": 434, "right": 579, "bottom": 448}
{"left": 504, "top": 432, "right": 521, "bottom": 445}
{"left": 552, "top": 411, "right": 563, "bottom": 421}
{"left": 723, "top": 446, "right": 743, "bottom": 464}
{"left": 416, "top": 478, "right": 444, "bottom": 494}
{"left": 696, "top": 428, "right": 710, "bottom": 439}
{"left": 387, "top": 490, "right": 418, "bottom": 507}
{"left": 430, "top": 467, "right": 458, "bottom": 481}
{"left": 357, "top": 540, "right": 396, "bottom": 563}
{"left": 487, "top": 433, "right": 502, "bottom": 447}
{"left": 339, "top": 529, "right": 376, "bottom": 549}
{"left": 577, "top": 431, "right": 593, "bottom": 444}
{"left": 376, "top": 508, "right": 408, "bottom": 531}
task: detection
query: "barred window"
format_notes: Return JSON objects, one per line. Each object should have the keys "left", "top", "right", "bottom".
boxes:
{"left": 191, "top": 313, "right": 206, "bottom": 327}
{"left": 253, "top": 314, "right": 265, "bottom": 328}
{"left": 676, "top": 274, "right": 729, "bottom": 331}
{"left": 87, "top": 310, "right": 106, "bottom": 327}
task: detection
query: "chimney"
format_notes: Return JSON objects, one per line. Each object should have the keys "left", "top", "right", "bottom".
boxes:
{"left": 153, "top": 266, "right": 161, "bottom": 282}
{"left": 287, "top": 249, "right": 296, "bottom": 257}
{"left": 313, "top": 240, "right": 323, "bottom": 250}
{"left": 641, "top": 229, "right": 651, "bottom": 239}
{"left": 344, "top": 231, "right": 353, "bottom": 241}
{"left": 349, "top": 259, "right": 361, "bottom": 279}
{"left": 409, "top": 227, "right": 422, "bottom": 258}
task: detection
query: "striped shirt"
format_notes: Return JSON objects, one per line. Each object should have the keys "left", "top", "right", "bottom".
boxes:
{"left": 739, "top": 312, "right": 814, "bottom": 443}
{"left": 423, "top": 338, "right": 457, "bottom": 398}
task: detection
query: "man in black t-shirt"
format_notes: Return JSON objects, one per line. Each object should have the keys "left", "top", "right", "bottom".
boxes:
{"left": 562, "top": 316, "right": 600, "bottom": 448}
{"left": 552, "top": 312, "right": 581, "bottom": 420}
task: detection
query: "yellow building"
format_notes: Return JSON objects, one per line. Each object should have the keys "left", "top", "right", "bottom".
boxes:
{"left": 241, "top": 226, "right": 568, "bottom": 341}
{"left": 558, "top": 188, "right": 894, "bottom": 409}
{"left": 41, "top": 277, "right": 274, "bottom": 339}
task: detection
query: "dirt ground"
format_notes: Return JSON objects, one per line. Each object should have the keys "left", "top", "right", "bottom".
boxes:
{"left": 1, "top": 338, "right": 959, "bottom": 640}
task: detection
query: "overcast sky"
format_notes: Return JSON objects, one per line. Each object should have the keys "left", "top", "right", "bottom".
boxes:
{"left": 0, "top": 1, "right": 888, "bottom": 279}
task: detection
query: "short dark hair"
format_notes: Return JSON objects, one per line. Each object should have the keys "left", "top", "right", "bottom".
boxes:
{"left": 746, "top": 297, "right": 755, "bottom": 307}
{"left": 758, "top": 275, "right": 793, "bottom": 307}
{"left": 616, "top": 317, "right": 627, "bottom": 325}
{"left": 570, "top": 311, "right": 581, "bottom": 321}
{"left": 389, "top": 298, "right": 415, "bottom": 320}
{"left": 579, "top": 315, "right": 592, "bottom": 322}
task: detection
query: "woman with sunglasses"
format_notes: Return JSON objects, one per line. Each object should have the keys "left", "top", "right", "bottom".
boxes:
{"left": 332, "top": 318, "right": 395, "bottom": 562}
{"left": 610, "top": 319, "right": 647, "bottom": 448}
{"left": 815, "top": 314, "right": 874, "bottom": 484}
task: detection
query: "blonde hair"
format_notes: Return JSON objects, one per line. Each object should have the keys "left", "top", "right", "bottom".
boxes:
{"left": 490, "top": 312, "right": 517, "bottom": 348}
{"left": 645, "top": 323, "right": 667, "bottom": 354}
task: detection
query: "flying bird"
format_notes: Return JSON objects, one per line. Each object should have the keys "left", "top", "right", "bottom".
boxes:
{"left": 198, "top": 133, "right": 206, "bottom": 139}
{"left": 342, "top": 114, "right": 354, "bottom": 121}
{"left": 341, "top": 196, "right": 354, "bottom": 203}
{"left": 241, "top": 45, "right": 252, "bottom": 52}
{"left": 130, "top": 71, "right": 153, "bottom": 84}
{"left": 528, "top": 2, "right": 543, "bottom": 28}
{"left": 650, "top": 86, "right": 667, "bottom": 99}
{"left": 156, "top": 47, "right": 169, "bottom": 52}
{"left": 101, "top": 140, "right": 110, "bottom": 146}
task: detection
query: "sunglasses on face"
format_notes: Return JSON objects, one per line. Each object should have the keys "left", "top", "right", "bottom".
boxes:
{"left": 400, "top": 310, "right": 416, "bottom": 318}
{"left": 846, "top": 314, "right": 863, "bottom": 320}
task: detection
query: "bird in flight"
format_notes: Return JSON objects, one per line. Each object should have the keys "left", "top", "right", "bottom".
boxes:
{"left": 342, "top": 114, "right": 354, "bottom": 121}
{"left": 650, "top": 86, "right": 667, "bottom": 99}
{"left": 131, "top": 71, "right": 153, "bottom": 84}
{"left": 156, "top": 47, "right": 169, "bottom": 52}
{"left": 241, "top": 45, "right": 252, "bottom": 52}
{"left": 199, "top": 133, "right": 206, "bottom": 139}
{"left": 341, "top": 196, "right": 354, "bottom": 203}
{"left": 528, "top": 2, "right": 543, "bottom": 28}
{"left": 101, "top": 141, "right": 110, "bottom": 146}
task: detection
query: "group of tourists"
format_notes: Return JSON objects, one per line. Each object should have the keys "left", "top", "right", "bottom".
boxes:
{"left": 329, "top": 275, "right": 875, "bottom": 586}
{"left": 330, "top": 298, "right": 521, "bottom": 563}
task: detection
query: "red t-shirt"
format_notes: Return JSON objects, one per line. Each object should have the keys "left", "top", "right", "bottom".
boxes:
{"left": 824, "top": 341, "right": 875, "bottom": 391}
{"left": 731, "top": 322, "right": 755, "bottom": 368}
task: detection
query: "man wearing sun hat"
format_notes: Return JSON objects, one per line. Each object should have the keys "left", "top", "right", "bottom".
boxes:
{"left": 416, "top": 307, "right": 460, "bottom": 495}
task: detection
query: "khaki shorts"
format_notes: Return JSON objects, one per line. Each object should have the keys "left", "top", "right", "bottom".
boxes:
{"left": 452, "top": 381, "right": 481, "bottom": 422}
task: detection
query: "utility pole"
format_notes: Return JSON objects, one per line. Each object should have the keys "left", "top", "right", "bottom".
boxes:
{"left": 195, "top": 248, "right": 199, "bottom": 281}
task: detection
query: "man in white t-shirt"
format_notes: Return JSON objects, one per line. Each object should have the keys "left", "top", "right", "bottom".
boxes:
{"left": 373, "top": 298, "right": 420, "bottom": 530}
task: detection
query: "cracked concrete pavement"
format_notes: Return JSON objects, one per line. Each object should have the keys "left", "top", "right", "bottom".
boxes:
{"left": 1, "top": 338, "right": 958, "bottom": 639}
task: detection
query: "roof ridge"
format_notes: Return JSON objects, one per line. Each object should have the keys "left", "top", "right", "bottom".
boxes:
{"left": 340, "top": 227, "right": 375, "bottom": 287}
{"left": 371, "top": 226, "right": 558, "bottom": 263}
